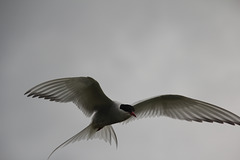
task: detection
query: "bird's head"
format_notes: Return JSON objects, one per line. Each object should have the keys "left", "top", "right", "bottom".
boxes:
{"left": 120, "top": 104, "right": 136, "bottom": 117}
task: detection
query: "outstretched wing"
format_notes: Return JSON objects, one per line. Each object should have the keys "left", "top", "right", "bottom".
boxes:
{"left": 25, "top": 77, "right": 113, "bottom": 116}
{"left": 127, "top": 95, "right": 240, "bottom": 125}
{"left": 48, "top": 124, "right": 117, "bottom": 159}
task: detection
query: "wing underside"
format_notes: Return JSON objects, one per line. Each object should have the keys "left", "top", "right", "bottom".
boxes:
{"left": 127, "top": 95, "right": 240, "bottom": 125}
{"left": 25, "top": 77, "right": 113, "bottom": 116}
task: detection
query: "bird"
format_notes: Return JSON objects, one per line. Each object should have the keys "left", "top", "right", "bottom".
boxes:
{"left": 25, "top": 76, "right": 240, "bottom": 159}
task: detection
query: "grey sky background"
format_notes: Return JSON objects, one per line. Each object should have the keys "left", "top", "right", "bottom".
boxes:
{"left": 1, "top": 1, "right": 240, "bottom": 160}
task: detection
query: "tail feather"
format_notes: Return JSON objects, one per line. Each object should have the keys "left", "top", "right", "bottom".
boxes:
{"left": 48, "top": 124, "right": 118, "bottom": 159}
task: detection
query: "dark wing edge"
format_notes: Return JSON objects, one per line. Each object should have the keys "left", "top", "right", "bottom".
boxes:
{"left": 25, "top": 77, "right": 72, "bottom": 102}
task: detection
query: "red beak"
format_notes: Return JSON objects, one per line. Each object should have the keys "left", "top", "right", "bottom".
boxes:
{"left": 131, "top": 112, "right": 136, "bottom": 117}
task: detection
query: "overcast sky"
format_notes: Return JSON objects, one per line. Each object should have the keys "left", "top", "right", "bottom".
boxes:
{"left": 1, "top": 1, "right": 240, "bottom": 160}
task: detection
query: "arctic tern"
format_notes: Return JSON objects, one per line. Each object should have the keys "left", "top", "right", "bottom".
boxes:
{"left": 25, "top": 76, "right": 240, "bottom": 159}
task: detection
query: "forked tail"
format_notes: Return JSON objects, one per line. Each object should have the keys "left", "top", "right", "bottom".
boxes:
{"left": 48, "top": 124, "right": 118, "bottom": 159}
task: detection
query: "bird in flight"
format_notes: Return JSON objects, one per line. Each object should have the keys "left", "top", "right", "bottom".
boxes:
{"left": 25, "top": 76, "right": 240, "bottom": 159}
